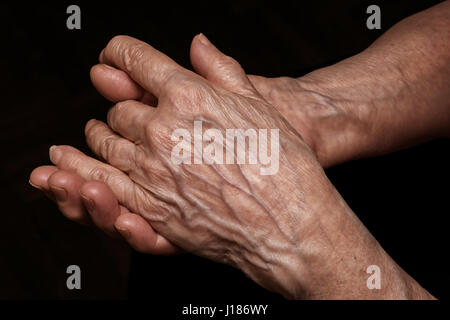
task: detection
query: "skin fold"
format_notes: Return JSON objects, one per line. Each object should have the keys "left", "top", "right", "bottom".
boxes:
{"left": 29, "top": 1, "right": 450, "bottom": 299}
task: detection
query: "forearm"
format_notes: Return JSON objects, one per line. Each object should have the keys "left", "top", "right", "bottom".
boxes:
{"left": 274, "top": 166, "right": 435, "bottom": 299}
{"left": 298, "top": 1, "right": 450, "bottom": 167}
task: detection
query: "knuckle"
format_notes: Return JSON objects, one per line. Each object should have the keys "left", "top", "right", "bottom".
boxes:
{"left": 108, "top": 35, "right": 127, "bottom": 46}
{"left": 116, "top": 99, "right": 137, "bottom": 114}
{"left": 106, "top": 140, "right": 133, "bottom": 170}
{"left": 59, "top": 150, "right": 80, "bottom": 170}
{"left": 139, "top": 197, "right": 173, "bottom": 225}
{"left": 145, "top": 119, "right": 179, "bottom": 154}
{"left": 87, "top": 166, "right": 128, "bottom": 197}
{"left": 105, "top": 35, "right": 127, "bottom": 57}
{"left": 100, "top": 135, "right": 116, "bottom": 160}
{"left": 165, "top": 75, "right": 209, "bottom": 113}
{"left": 88, "top": 165, "right": 112, "bottom": 183}
{"left": 122, "top": 43, "right": 146, "bottom": 72}
{"left": 144, "top": 119, "right": 168, "bottom": 147}
{"left": 106, "top": 36, "right": 147, "bottom": 73}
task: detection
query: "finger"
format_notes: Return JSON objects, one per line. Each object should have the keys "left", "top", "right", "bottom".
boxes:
{"left": 84, "top": 119, "right": 137, "bottom": 171}
{"left": 29, "top": 165, "right": 58, "bottom": 200}
{"left": 48, "top": 145, "right": 141, "bottom": 214}
{"left": 90, "top": 64, "right": 144, "bottom": 102}
{"left": 90, "top": 64, "right": 157, "bottom": 105}
{"left": 47, "top": 170, "right": 92, "bottom": 225}
{"left": 80, "top": 181, "right": 122, "bottom": 237}
{"left": 190, "top": 33, "right": 259, "bottom": 98}
{"left": 106, "top": 100, "right": 155, "bottom": 143}
{"left": 81, "top": 180, "right": 179, "bottom": 253}
{"left": 115, "top": 212, "right": 180, "bottom": 255}
{"left": 100, "top": 35, "right": 186, "bottom": 97}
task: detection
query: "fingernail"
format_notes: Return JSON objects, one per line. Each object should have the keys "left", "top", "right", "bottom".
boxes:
{"left": 50, "top": 185, "right": 68, "bottom": 202}
{"left": 29, "top": 180, "right": 42, "bottom": 190}
{"left": 49, "top": 145, "right": 62, "bottom": 164}
{"left": 80, "top": 194, "right": 96, "bottom": 212}
{"left": 197, "top": 33, "right": 211, "bottom": 46}
{"left": 115, "top": 224, "right": 131, "bottom": 239}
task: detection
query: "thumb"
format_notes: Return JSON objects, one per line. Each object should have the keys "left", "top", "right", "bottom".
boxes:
{"left": 190, "top": 33, "right": 258, "bottom": 97}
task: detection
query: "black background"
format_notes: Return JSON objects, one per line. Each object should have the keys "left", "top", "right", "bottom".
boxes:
{"left": 1, "top": 0, "right": 448, "bottom": 301}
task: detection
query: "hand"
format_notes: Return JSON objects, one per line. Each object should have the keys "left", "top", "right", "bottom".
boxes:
{"left": 30, "top": 34, "right": 361, "bottom": 255}
{"left": 31, "top": 34, "right": 429, "bottom": 299}
{"left": 30, "top": 35, "right": 348, "bottom": 255}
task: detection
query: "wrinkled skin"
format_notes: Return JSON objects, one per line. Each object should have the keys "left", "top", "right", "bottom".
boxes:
{"left": 56, "top": 35, "right": 336, "bottom": 297}
{"left": 30, "top": 38, "right": 365, "bottom": 256}
{"left": 30, "top": 34, "right": 435, "bottom": 299}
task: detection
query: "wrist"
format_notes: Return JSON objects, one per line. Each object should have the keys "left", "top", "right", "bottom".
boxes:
{"left": 294, "top": 73, "right": 373, "bottom": 167}
{"left": 239, "top": 137, "right": 433, "bottom": 299}
{"left": 250, "top": 74, "right": 373, "bottom": 168}
{"left": 263, "top": 164, "right": 432, "bottom": 299}
{"left": 299, "top": 43, "right": 450, "bottom": 162}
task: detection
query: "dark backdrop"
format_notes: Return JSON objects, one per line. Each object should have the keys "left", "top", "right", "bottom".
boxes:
{"left": 1, "top": 0, "right": 448, "bottom": 300}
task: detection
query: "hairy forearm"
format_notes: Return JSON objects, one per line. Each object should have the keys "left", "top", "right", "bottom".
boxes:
{"left": 297, "top": 1, "right": 450, "bottom": 166}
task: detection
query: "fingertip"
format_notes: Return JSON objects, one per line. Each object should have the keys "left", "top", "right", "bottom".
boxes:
{"left": 194, "top": 32, "right": 212, "bottom": 47}
{"left": 114, "top": 213, "right": 179, "bottom": 255}
{"left": 154, "top": 234, "right": 181, "bottom": 255}
{"left": 84, "top": 118, "right": 98, "bottom": 136}
{"left": 90, "top": 63, "right": 116, "bottom": 80}
{"left": 114, "top": 213, "right": 157, "bottom": 251}
{"left": 99, "top": 49, "right": 106, "bottom": 64}
{"left": 29, "top": 165, "right": 58, "bottom": 190}
{"left": 90, "top": 64, "right": 145, "bottom": 102}
{"left": 114, "top": 214, "right": 133, "bottom": 238}
{"left": 44, "top": 170, "right": 92, "bottom": 225}
{"left": 89, "top": 64, "right": 99, "bottom": 78}
{"left": 89, "top": 65, "right": 104, "bottom": 86}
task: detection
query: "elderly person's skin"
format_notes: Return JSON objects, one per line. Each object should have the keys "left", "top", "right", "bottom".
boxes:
{"left": 30, "top": 1, "right": 450, "bottom": 298}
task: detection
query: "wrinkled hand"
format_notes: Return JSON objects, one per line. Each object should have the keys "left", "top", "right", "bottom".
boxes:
{"left": 31, "top": 35, "right": 351, "bottom": 255}
{"left": 30, "top": 35, "right": 413, "bottom": 299}
{"left": 30, "top": 34, "right": 356, "bottom": 254}
{"left": 33, "top": 34, "right": 320, "bottom": 296}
